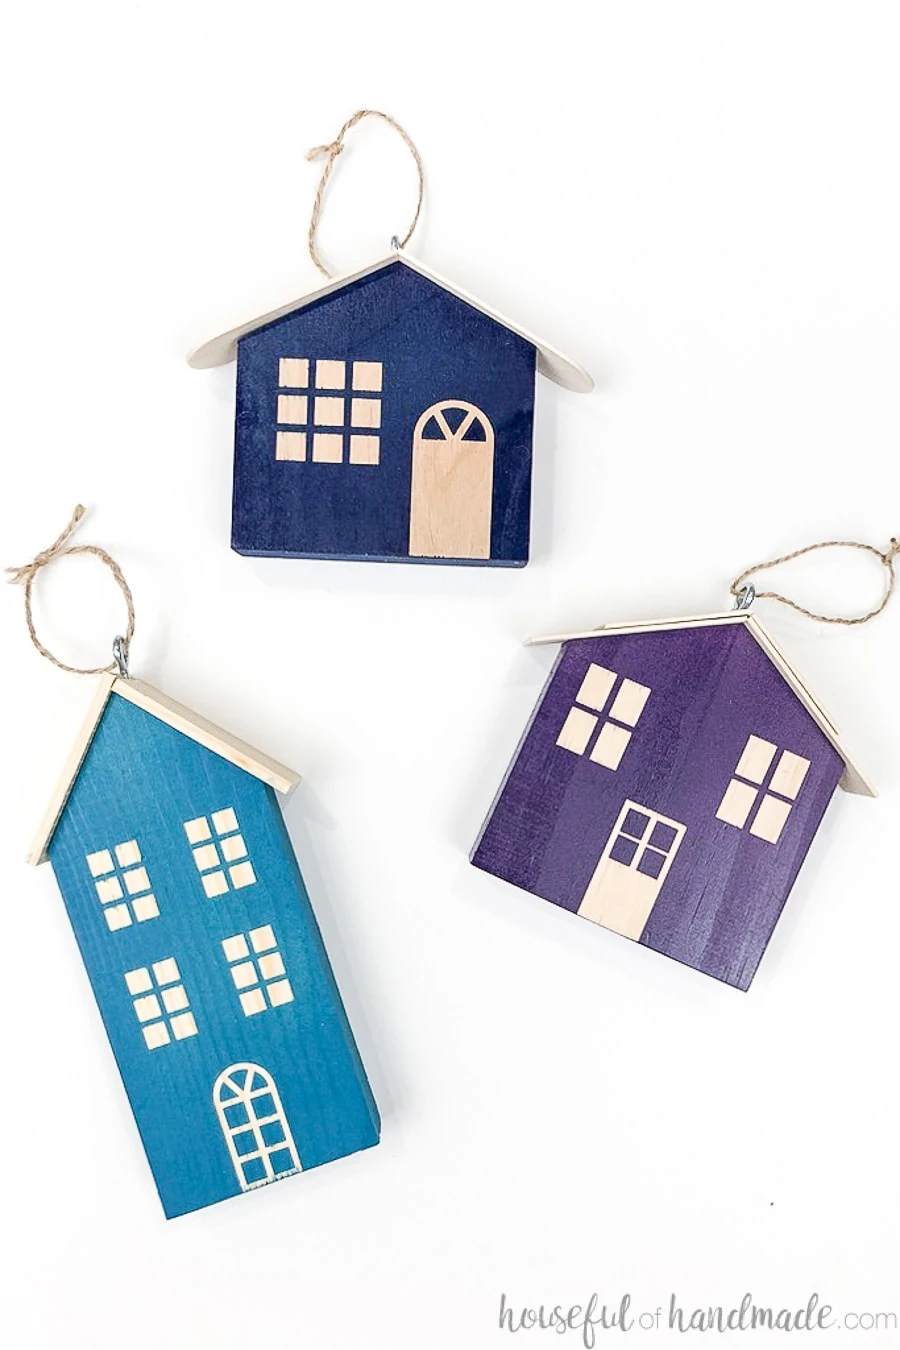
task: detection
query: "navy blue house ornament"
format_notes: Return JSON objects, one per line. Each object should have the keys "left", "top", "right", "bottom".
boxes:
{"left": 13, "top": 512, "right": 379, "bottom": 1218}
{"left": 188, "top": 113, "right": 593, "bottom": 566}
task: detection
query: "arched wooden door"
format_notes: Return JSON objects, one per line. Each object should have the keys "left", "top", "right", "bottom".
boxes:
{"left": 213, "top": 1062, "right": 301, "bottom": 1191}
{"left": 409, "top": 400, "right": 495, "bottom": 560}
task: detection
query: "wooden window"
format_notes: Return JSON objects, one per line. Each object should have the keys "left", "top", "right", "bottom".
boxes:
{"left": 124, "top": 959, "right": 198, "bottom": 1049}
{"left": 274, "top": 358, "right": 383, "bottom": 465}
{"left": 555, "top": 663, "right": 650, "bottom": 771}
{"left": 86, "top": 838, "right": 160, "bottom": 929}
{"left": 213, "top": 1063, "right": 301, "bottom": 1191}
{"left": 184, "top": 808, "right": 256, "bottom": 897}
{"left": 716, "top": 736, "right": 810, "bottom": 844}
{"left": 221, "top": 926, "right": 294, "bottom": 1017}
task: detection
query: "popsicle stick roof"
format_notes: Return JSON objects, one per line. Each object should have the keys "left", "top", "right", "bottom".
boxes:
{"left": 527, "top": 610, "right": 875, "bottom": 797}
{"left": 187, "top": 250, "right": 593, "bottom": 394}
{"left": 29, "top": 675, "right": 301, "bottom": 866}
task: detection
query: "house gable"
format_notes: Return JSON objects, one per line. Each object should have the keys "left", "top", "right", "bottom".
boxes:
{"left": 231, "top": 260, "right": 537, "bottom": 563}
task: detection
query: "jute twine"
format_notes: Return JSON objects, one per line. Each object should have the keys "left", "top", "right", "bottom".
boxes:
{"left": 306, "top": 109, "right": 424, "bottom": 278}
{"left": 6, "top": 505, "right": 135, "bottom": 674}
{"left": 730, "top": 536, "right": 900, "bottom": 625}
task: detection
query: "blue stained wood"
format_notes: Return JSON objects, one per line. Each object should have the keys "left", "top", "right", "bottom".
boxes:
{"left": 47, "top": 691, "right": 379, "bottom": 1218}
{"left": 232, "top": 260, "right": 537, "bottom": 565}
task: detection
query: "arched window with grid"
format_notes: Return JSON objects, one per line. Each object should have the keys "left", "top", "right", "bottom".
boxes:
{"left": 213, "top": 1063, "right": 301, "bottom": 1191}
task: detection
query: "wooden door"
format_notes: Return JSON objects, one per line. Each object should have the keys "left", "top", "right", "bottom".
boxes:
{"left": 578, "top": 801, "right": 686, "bottom": 940}
{"left": 409, "top": 401, "right": 495, "bottom": 559}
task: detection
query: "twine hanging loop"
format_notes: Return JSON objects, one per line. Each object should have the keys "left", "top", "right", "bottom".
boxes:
{"left": 729, "top": 536, "right": 900, "bottom": 626}
{"left": 306, "top": 109, "right": 425, "bottom": 278}
{"left": 6, "top": 505, "right": 136, "bottom": 675}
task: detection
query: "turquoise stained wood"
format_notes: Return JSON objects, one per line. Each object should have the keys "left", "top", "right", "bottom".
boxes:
{"left": 47, "top": 690, "right": 379, "bottom": 1218}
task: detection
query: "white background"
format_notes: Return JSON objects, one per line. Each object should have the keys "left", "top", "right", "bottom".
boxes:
{"left": 1, "top": 3, "right": 898, "bottom": 1346}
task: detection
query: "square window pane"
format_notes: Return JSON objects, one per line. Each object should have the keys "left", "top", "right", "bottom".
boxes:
{"left": 170, "top": 1011, "right": 198, "bottom": 1040}
{"left": 267, "top": 979, "right": 294, "bottom": 1008}
{"left": 268, "top": 1147, "right": 297, "bottom": 1176}
{"left": 114, "top": 840, "right": 141, "bottom": 868}
{"left": 575, "top": 663, "right": 616, "bottom": 713}
{"left": 350, "top": 397, "right": 381, "bottom": 428}
{"left": 589, "top": 722, "right": 632, "bottom": 771}
{"left": 716, "top": 778, "right": 757, "bottom": 830}
{"left": 241, "top": 1156, "right": 268, "bottom": 1185}
{"left": 203, "top": 870, "right": 229, "bottom": 898}
{"left": 212, "top": 807, "right": 239, "bottom": 835}
{"left": 314, "top": 395, "right": 344, "bottom": 426}
{"left": 193, "top": 842, "right": 220, "bottom": 872}
{"left": 184, "top": 816, "right": 211, "bottom": 845}
{"left": 735, "top": 735, "right": 777, "bottom": 785}
{"left": 352, "top": 360, "right": 382, "bottom": 391}
{"left": 277, "top": 393, "right": 308, "bottom": 425}
{"left": 750, "top": 794, "right": 792, "bottom": 845}
{"left": 105, "top": 903, "right": 132, "bottom": 931}
{"left": 233, "top": 1128, "right": 258, "bottom": 1157}
{"left": 224, "top": 1101, "right": 249, "bottom": 1128}
{"left": 123, "top": 865, "right": 150, "bottom": 895}
{"left": 133, "top": 993, "right": 162, "bottom": 1023}
{"left": 648, "top": 821, "right": 678, "bottom": 852}
{"left": 231, "top": 961, "right": 259, "bottom": 991}
{"left": 253, "top": 1092, "right": 276, "bottom": 1119}
{"left": 222, "top": 933, "right": 250, "bottom": 963}
{"left": 769, "top": 750, "right": 810, "bottom": 800}
{"left": 124, "top": 966, "right": 152, "bottom": 996}
{"left": 637, "top": 848, "right": 666, "bottom": 880}
{"left": 162, "top": 984, "right": 189, "bottom": 1014}
{"left": 86, "top": 848, "right": 114, "bottom": 877}
{"left": 152, "top": 957, "right": 180, "bottom": 986}
{"left": 258, "top": 952, "right": 285, "bottom": 981}
{"left": 312, "top": 433, "right": 343, "bottom": 463}
{"left": 315, "top": 359, "right": 346, "bottom": 389}
{"left": 249, "top": 924, "right": 276, "bottom": 953}
{"left": 229, "top": 861, "right": 256, "bottom": 889}
{"left": 556, "top": 705, "right": 598, "bottom": 755}
{"left": 278, "top": 357, "right": 308, "bottom": 388}
{"left": 143, "top": 1022, "right": 170, "bottom": 1050}
{"left": 260, "top": 1120, "right": 285, "bottom": 1147}
{"left": 349, "top": 434, "right": 380, "bottom": 465}
{"left": 96, "top": 876, "right": 123, "bottom": 903}
{"left": 132, "top": 893, "right": 160, "bottom": 923}
{"left": 275, "top": 430, "right": 306, "bottom": 462}
{"left": 239, "top": 988, "right": 266, "bottom": 1017}
{"left": 608, "top": 678, "right": 651, "bottom": 727}
{"left": 220, "top": 833, "right": 247, "bottom": 862}
{"left": 610, "top": 835, "right": 638, "bottom": 866}
{"left": 622, "top": 808, "right": 650, "bottom": 839}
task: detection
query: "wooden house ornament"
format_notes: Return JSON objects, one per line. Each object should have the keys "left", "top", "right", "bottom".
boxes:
{"left": 30, "top": 674, "right": 379, "bottom": 1217}
{"left": 472, "top": 611, "right": 874, "bottom": 990}
{"left": 189, "top": 251, "right": 592, "bottom": 566}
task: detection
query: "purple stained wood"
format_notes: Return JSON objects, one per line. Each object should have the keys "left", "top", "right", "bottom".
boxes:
{"left": 471, "top": 622, "right": 846, "bottom": 990}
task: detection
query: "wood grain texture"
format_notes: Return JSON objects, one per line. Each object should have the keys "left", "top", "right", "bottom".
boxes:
{"left": 43, "top": 688, "right": 378, "bottom": 1217}
{"left": 472, "top": 620, "right": 852, "bottom": 991}
{"left": 230, "top": 261, "right": 537, "bottom": 566}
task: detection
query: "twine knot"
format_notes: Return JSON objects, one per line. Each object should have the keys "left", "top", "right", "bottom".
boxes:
{"left": 883, "top": 537, "right": 900, "bottom": 562}
{"left": 5, "top": 505, "right": 135, "bottom": 675}
{"left": 306, "top": 109, "right": 424, "bottom": 278}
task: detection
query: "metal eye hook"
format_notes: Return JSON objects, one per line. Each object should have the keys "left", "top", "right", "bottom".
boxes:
{"left": 112, "top": 634, "right": 130, "bottom": 679}
{"left": 733, "top": 583, "right": 756, "bottom": 611}
{"left": 390, "top": 235, "right": 401, "bottom": 252}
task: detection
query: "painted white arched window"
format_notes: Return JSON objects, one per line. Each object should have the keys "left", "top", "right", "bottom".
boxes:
{"left": 213, "top": 1062, "right": 301, "bottom": 1191}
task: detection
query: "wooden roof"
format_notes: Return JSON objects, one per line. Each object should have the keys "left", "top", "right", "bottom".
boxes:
{"left": 187, "top": 250, "right": 593, "bottom": 393}
{"left": 28, "top": 675, "right": 300, "bottom": 866}
{"left": 528, "top": 610, "right": 875, "bottom": 797}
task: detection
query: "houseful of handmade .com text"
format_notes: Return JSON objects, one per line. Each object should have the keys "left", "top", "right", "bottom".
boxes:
{"left": 498, "top": 1293, "right": 898, "bottom": 1341}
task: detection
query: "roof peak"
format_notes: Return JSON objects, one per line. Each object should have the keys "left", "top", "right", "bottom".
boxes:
{"left": 187, "top": 250, "right": 593, "bottom": 393}
{"left": 28, "top": 676, "right": 300, "bottom": 866}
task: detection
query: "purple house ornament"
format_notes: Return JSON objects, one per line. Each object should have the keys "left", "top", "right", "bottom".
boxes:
{"left": 471, "top": 611, "right": 874, "bottom": 990}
